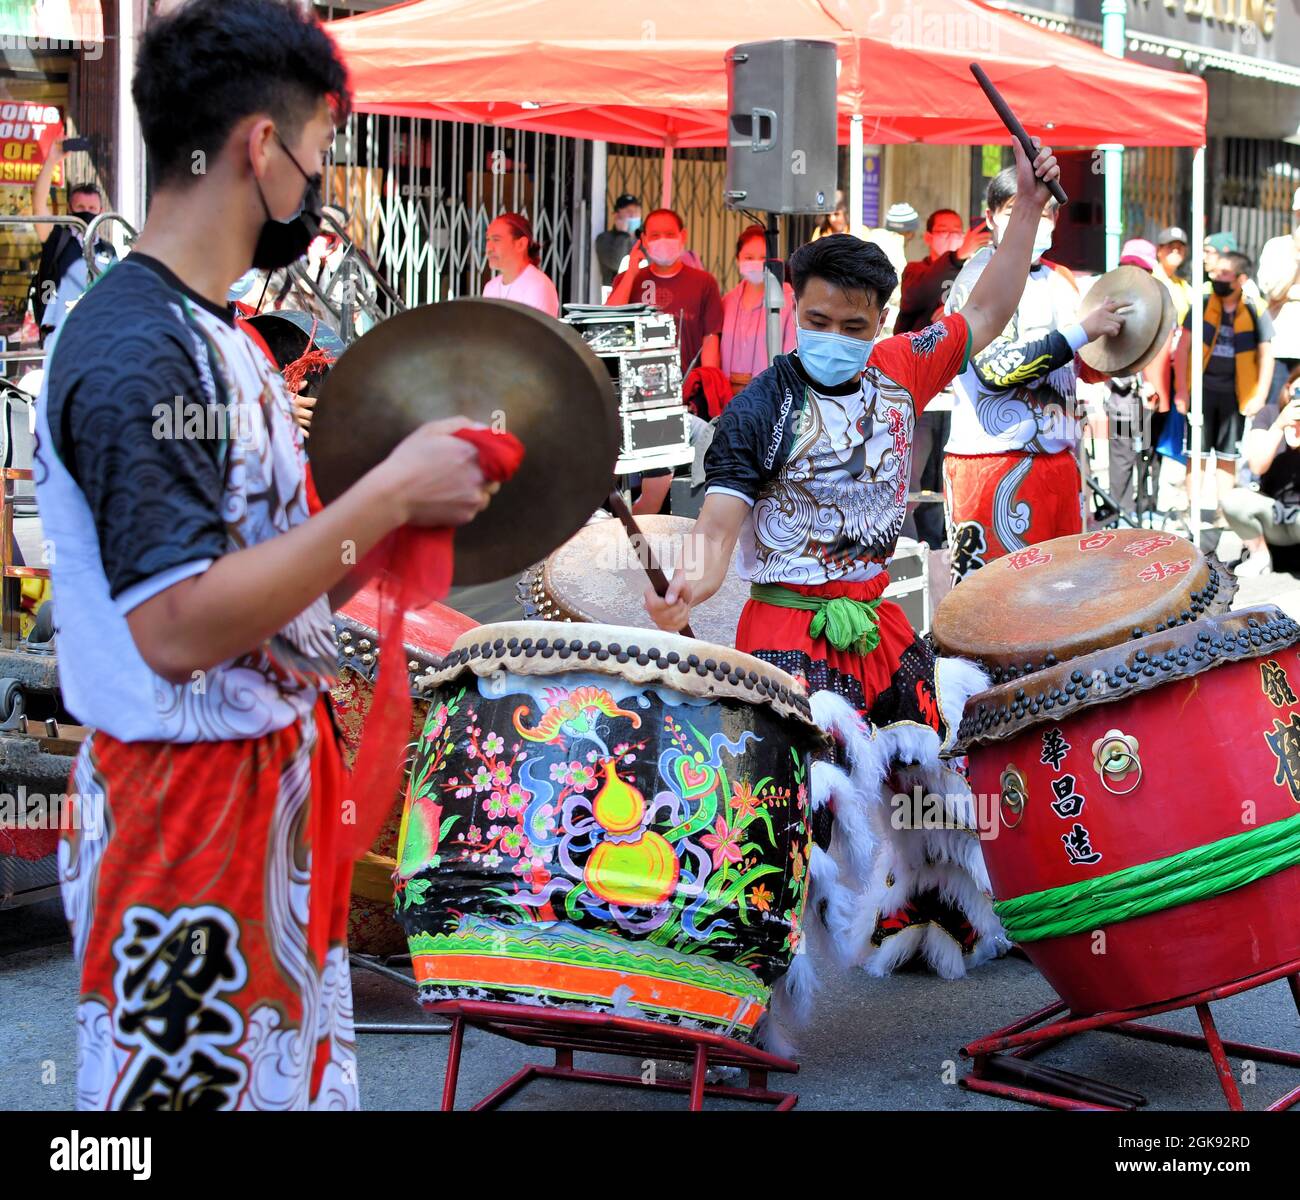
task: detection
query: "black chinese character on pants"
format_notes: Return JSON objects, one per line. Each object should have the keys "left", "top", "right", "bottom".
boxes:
{"left": 1050, "top": 774, "right": 1086, "bottom": 818}
{"left": 1040, "top": 728, "right": 1071, "bottom": 772}
{"left": 118, "top": 913, "right": 241, "bottom": 1054}
{"left": 119, "top": 1049, "right": 246, "bottom": 1112}
{"left": 1062, "top": 823, "right": 1102, "bottom": 866}
{"left": 111, "top": 905, "right": 249, "bottom": 1112}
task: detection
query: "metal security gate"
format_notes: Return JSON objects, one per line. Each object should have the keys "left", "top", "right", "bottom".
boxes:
{"left": 1213, "top": 137, "right": 1300, "bottom": 266}
{"left": 1121, "top": 146, "right": 1194, "bottom": 246}
{"left": 323, "top": 112, "right": 584, "bottom": 311}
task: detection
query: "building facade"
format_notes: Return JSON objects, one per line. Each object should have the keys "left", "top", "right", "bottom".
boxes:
{"left": 992, "top": 0, "right": 1300, "bottom": 266}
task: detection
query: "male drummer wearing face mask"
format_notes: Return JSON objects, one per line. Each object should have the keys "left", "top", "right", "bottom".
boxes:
{"left": 942, "top": 168, "right": 1123, "bottom": 584}
{"left": 36, "top": 0, "right": 497, "bottom": 1111}
{"left": 644, "top": 140, "right": 1065, "bottom": 975}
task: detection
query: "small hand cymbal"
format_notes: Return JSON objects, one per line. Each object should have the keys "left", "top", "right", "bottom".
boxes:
{"left": 1078, "top": 265, "right": 1166, "bottom": 376}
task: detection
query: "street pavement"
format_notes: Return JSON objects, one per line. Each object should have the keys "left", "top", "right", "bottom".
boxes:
{"left": 4, "top": 899, "right": 1298, "bottom": 1111}
{"left": 3, "top": 555, "right": 1300, "bottom": 1111}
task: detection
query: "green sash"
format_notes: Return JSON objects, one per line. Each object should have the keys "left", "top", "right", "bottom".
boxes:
{"left": 749, "top": 583, "right": 882, "bottom": 655}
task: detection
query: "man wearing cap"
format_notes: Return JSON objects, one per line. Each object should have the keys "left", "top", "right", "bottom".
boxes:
{"left": 1107, "top": 239, "right": 1172, "bottom": 520}
{"left": 1256, "top": 188, "right": 1300, "bottom": 426}
{"left": 1174, "top": 249, "right": 1275, "bottom": 522}
{"left": 864, "top": 202, "right": 919, "bottom": 331}
{"left": 1204, "top": 231, "right": 1263, "bottom": 306}
{"left": 1155, "top": 226, "right": 1193, "bottom": 325}
{"left": 595, "top": 193, "right": 641, "bottom": 288}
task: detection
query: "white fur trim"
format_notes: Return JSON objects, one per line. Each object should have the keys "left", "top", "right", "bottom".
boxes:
{"left": 935, "top": 655, "right": 991, "bottom": 754}
{"left": 807, "top": 678, "right": 1009, "bottom": 982}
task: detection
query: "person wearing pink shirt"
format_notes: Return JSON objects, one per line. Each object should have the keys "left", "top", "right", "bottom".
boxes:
{"left": 483, "top": 212, "right": 560, "bottom": 317}
{"left": 720, "top": 224, "right": 796, "bottom": 401}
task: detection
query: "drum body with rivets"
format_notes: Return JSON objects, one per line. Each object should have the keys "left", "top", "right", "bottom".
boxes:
{"left": 945, "top": 534, "right": 1300, "bottom": 1013}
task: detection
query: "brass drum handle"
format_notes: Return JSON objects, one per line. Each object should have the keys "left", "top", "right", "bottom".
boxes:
{"left": 999, "top": 764, "right": 1028, "bottom": 829}
{"left": 1092, "top": 730, "right": 1142, "bottom": 796}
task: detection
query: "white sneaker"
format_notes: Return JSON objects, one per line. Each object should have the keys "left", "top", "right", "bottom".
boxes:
{"left": 1234, "top": 550, "right": 1274, "bottom": 578}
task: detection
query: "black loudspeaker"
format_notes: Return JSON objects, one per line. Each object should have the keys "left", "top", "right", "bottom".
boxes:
{"left": 724, "top": 39, "right": 838, "bottom": 216}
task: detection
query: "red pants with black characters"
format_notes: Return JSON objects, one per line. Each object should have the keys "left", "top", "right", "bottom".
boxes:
{"left": 943, "top": 449, "right": 1083, "bottom": 585}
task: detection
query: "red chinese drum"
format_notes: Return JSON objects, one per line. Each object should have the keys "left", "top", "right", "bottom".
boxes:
{"left": 936, "top": 529, "right": 1300, "bottom": 1014}
{"left": 331, "top": 584, "right": 477, "bottom": 956}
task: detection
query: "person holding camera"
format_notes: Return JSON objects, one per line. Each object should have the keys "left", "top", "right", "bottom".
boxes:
{"left": 31, "top": 137, "right": 116, "bottom": 340}
{"left": 1222, "top": 365, "right": 1300, "bottom": 578}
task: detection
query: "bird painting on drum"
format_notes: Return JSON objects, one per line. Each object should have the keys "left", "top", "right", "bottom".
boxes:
{"left": 640, "top": 139, "right": 1068, "bottom": 981}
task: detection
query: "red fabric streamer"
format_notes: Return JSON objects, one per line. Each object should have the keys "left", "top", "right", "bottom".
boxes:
{"left": 342, "top": 426, "right": 525, "bottom": 861}
{"left": 683, "top": 364, "right": 732, "bottom": 419}
{"left": 282, "top": 346, "right": 336, "bottom": 394}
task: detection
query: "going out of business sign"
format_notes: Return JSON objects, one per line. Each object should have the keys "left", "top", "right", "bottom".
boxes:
{"left": 0, "top": 107, "right": 62, "bottom": 187}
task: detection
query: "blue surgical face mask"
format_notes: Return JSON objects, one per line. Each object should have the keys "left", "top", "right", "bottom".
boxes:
{"left": 795, "top": 325, "right": 875, "bottom": 386}
{"left": 626, "top": 216, "right": 642, "bottom": 234}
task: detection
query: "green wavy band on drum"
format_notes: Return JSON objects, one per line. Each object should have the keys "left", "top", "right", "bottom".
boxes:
{"left": 408, "top": 917, "right": 770, "bottom": 1004}
{"left": 994, "top": 812, "right": 1300, "bottom": 944}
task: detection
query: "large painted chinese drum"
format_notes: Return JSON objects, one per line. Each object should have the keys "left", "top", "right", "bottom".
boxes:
{"left": 393, "top": 621, "right": 824, "bottom": 1037}
{"left": 331, "top": 585, "right": 477, "bottom": 956}
{"left": 936, "top": 529, "right": 1300, "bottom": 1014}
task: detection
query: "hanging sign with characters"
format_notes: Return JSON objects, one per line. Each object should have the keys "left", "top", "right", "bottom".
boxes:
{"left": 0, "top": 105, "right": 62, "bottom": 187}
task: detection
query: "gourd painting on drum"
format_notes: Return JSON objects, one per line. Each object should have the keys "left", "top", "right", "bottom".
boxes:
{"left": 393, "top": 621, "right": 825, "bottom": 1036}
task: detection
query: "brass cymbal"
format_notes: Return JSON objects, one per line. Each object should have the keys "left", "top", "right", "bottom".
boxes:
{"left": 309, "top": 299, "right": 620, "bottom": 586}
{"left": 1078, "top": 265, "right": 1165, "bottom": 376}
{"left": 1122, "top": 274, "right": 1176, "bottom": 376}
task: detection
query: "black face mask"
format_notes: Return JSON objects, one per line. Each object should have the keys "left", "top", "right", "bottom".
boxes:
{"left": 251, "top": 133, "right": 324, "bottom": 272}
{"left": 1211, "top": 279, "right": 1235, "bottom": 298}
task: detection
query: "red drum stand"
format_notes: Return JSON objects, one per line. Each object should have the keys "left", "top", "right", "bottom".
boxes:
{"left": 430, "top": 1001, "right": 799, "bottom": 1111}
{"left": 960, "top": 958, "right": 1300, "bottom": 1111}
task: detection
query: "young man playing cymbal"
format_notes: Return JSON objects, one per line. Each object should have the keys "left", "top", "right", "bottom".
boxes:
{"left": 39, "top": 0, "right": 498, "bottom": 1110}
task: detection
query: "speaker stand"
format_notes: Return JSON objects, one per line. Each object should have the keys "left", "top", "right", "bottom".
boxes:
{"left": 763, "top": 213, "right": 783, "bottom": 365}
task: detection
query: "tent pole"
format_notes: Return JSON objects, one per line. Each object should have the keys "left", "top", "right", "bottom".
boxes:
{"left": 1189, "top": 143, "right": 1206, "bottom": 548}
{"left": 1101, "top": 0, "right": 1126, "bottom": 272}
{"left": 590, "top": 140, "right": 608, "bottom": 301}
{"left": 850, "top": 114, "right": 864, "bottom": 233}
{"left": 661, "top": 141, "right": 674, "bottom": 209}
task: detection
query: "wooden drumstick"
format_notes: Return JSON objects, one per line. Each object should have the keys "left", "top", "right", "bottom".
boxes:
{"left": 606, "top": 489, "right": 696, "bottom": 640}
{"left": 969, "top": 63, "right": 1069, "bottom": 207}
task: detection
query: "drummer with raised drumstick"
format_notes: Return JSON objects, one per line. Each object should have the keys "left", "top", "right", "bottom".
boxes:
{"left": 643, "top": 137, "right": 1072, "bottom": 976}
{"left": 35, "top": 0, "right": 505, "bottom": 1112}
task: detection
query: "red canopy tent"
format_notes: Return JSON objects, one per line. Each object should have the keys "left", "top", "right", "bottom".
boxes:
{"left": 329, "top": 0, "right": 1214, "bottom": 542}
{"left": 328, "top": 0, "right": 1205, "bottom": 148}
